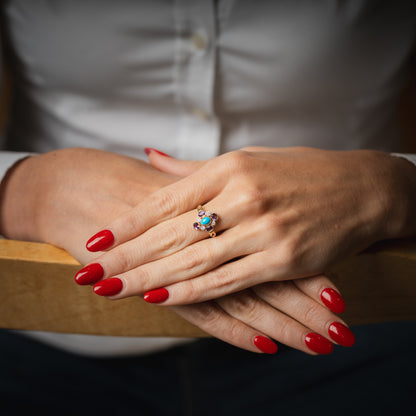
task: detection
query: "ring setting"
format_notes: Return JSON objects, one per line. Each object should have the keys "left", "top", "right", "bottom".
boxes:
{"left": 193, "top": 205, "right": 218, "bottom": 238}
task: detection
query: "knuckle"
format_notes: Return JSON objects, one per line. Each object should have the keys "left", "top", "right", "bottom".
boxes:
{"left": 136, "top": 268, "right": 154, "bottom": 293}
{"left": 209, "top": 267, "right": 238, "bottom": 292}
{"left": 152, "top": 190, "right": 178, "bottom": 218}
{"left": 303, "top": 303, "right": 323, "bottom": 325}
{"left": 256, "top": 214, "right": 280, "bottom": 239}
{"left": 226, "top": 320, "right": 246, "bottom": 342}
{"left": 189, "top": 303, "right": 246, "bottom": 344}
{"left": 111, "top": 247, "right": 137, "bottom": 272}
{"left": 276, "top": 317, "right": 292, "bottom": 343}
{"left": 266, "top": 212, "right": 286, "bottom": 230}
{"left": 223, "top": 150, "right": 250, "bottom": 173}
{"left": 192, "top": 302, "right": 223, "bottom": 327}
{"left": 275, "top": 238, "right": 301, "bottom": 270}
{"left": 181, "top": 244, "right": 208, "bottom": 271}
{"left": 226, "top": 292, "right": 260, "bottom": 323}
{"left": 154, "top": 221, "right": 182, "bottom": 253}
{"left": 178, "top": 280, "right": 199, "bottom": 303}
{"left": 237, "top": 184, "right": 266, "bottom": 214}
{"left": 265, "top": 212, "right": 296, "bottom": 237}
{"left": 113, "top": 210, "right": 140, "bottom": 237}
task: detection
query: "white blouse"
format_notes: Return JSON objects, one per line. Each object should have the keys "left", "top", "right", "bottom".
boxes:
{"left": 0, "top": 0, "right": 415, "bottom": 356}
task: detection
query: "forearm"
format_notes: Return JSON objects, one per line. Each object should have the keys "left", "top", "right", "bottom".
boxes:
{"left": 0, "top": 152, "right": 34, "bottom": 238}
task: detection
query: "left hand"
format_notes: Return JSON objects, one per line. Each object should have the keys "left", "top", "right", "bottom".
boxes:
{"left": 79, "top": 146, "right": 416, "bottom": 304}
{"left": 170, "top": 274, "right": 353, "bottom": 355}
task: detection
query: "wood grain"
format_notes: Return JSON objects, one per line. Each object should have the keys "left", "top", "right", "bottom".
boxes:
{"left": 0, "top": 239, "right": 415, "bottom": 337}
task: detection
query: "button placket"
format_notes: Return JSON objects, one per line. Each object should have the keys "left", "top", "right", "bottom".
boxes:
{"left": 173, "top": 0, "right": 219, "bottom": 160}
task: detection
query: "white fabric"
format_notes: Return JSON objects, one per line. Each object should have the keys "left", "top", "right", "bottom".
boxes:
{"left": 0, "top": 0, "right": 415, "bottom": 356}
{"left": 392, "top": 153, "right": 416, "bottom": 166}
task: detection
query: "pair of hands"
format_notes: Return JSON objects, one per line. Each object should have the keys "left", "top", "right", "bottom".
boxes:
{"left": 71, "top": 145, "right": 405, "bottom": 355}
{"left": 3, "top": 146, "right": 413, "bottom": 354}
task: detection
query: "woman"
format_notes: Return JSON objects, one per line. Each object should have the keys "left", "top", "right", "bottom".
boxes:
{"left": 0, "top": 1, "right": 415, "bottom": 414}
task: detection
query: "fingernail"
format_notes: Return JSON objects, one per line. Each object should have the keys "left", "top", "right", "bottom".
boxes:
{"left": 144, "top": 148, "right": 172, "bottom": 157}
{"left": 253, "top": 336, "right": 278, "bottom": 354}
{"left": 321, "top": 288, "right": 346, "bottom": 314}
{"left": 93, "top": 278, "right": 123, "bottom": 296}
{"left": 86, "top": 230, "right": 114, "bottom": 252}
{"left": 305, "top": 333, "right": 334, "bottom": 355}
{"left": 328, "top": 322, "right": 356, "bottom": 347}
{"left": 74, "top": 263, "right": 104, "bottom": 285}
{"left": 143, "top": 288, "right": 169, "bottom": 303}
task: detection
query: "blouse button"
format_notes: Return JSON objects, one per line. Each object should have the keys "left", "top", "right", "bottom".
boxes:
{"left": 190, "top": 33, "right": 207, "bottom": 50}
{"left": 191, "top": 107, "right": 210, "bottom": 120}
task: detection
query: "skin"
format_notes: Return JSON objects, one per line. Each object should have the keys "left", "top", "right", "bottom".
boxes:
{"left": 0, "top": 147, "right": 348, "bottom": 354}
{"left": 88, "top": 147, "right": 416, "bottom": 306}
{"left": 0, "top": 148, "right": 177, "bottom": 262}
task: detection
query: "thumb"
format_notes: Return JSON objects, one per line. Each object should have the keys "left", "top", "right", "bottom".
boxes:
{"left": 144, "top": 148, "right": 206, "bottom": 177}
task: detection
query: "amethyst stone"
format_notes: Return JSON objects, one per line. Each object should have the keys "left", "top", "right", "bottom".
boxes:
{"left": 193, "top": 222, "right": 200, "bottom": 230}
{"left": 198, "top": 210, "right": 205, "bottom": 217}
{"left": 211, "top": 213, "right": 218, "bottom": 221}
{"left": 206, "top": 225, "right": 213, "bottom": 232}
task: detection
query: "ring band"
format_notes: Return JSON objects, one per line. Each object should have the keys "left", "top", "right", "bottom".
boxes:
{"left": 193, "top": 205, "right": 218, "bottom": 238}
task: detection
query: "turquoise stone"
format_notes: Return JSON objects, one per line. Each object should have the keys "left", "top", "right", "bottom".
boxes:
{"left": 201, "top": 216, "right": 211, "bottom": 225}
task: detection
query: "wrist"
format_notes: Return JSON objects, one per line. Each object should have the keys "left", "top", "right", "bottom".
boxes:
{"left": 373, "top": 152, "right": 416, "bottom": 240}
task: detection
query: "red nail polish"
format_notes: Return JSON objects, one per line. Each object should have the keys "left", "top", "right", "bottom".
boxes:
{"left": 328, "top": 322, "right": 356, "bottom": 347}
{"left": 93, "top": 278, "right": 123, "bottom": 296}
{"left": 74, "top": 263, "right": 104, "bottom": 285}
{"left": 86, "top": 230, "right": 114, "bottom": 252}
{"left": 253, "top": 336, "right": 278, "bottom": 354}
{"left": 321, "top": 288, "right": 346, "bottom": 314}
{"left": 144, "top": 147, "right": 172, "bottom": 157}
{"left": 305, "top": 333, "right": 334, "bottom": 355}
{"left": 143, "top": 288, "right": 169, "bottom": 303}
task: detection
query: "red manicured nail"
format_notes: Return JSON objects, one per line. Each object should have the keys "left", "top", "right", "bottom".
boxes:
{"left": 305, "top": 333, "right": 334, "bottom": 355}
{"left": 93, "top": 278, "right": 123, "bottom": 296}
{"left": 74, "top": 263, "right": 104, "bottom": 285}
{"left": 143, "top": 288, "right": 169, "bottom": 303}
{"left": 321, "top": 288, "right": 346, "bottom": 314}
{"left": 86, "top": 230, "right": 114, "bottom": 252}
{"left": 328, "top": 322, "right": 356, "bottom": 347}
{"left": 253, "top": 336, "right": 278, "bottom": 354}
{"left": 144, "top": 148, "right": 172, "bottom": 157}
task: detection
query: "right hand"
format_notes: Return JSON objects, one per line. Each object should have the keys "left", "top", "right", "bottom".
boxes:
{"left": 0, "top": 147, "right": 178, "bottom": 263}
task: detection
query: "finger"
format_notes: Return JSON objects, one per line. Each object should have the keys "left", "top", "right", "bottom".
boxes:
{"left": 146, "top": 149, "right": 207, "bottom": 177}
{"left": 106, "top": 228, "right": 248, "bottom": 299}
{"left": 86, "top": 161, "right": 226, "bottom": 251}
{"left": 77, "top": 193, "right": 236, "bottom": 285}
{"left": 147, "top": 251, "right": 277, "bottom": 305}
{"left": 170, "top": 303, "right": 278, "bottom": 354}
{"left": 215, "top": 290, "right": 325, "bottom": 355}
{"left": 253, "top": 281, "right": 355, "bottom": 348}
{"left": 294, "top": 275, "right": 346, "bottom": 314}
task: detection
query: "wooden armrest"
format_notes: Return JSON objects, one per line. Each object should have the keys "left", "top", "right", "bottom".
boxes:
{"left": 0, "top": 239, "right": 415, "bottom": 337}
{"left": 0, "top": 239, "right": 206, "bottom": 337}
